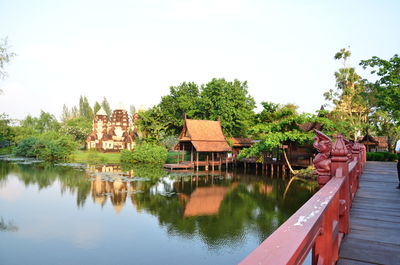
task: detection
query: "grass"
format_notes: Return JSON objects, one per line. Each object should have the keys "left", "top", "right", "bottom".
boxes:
{"left": 70, "top": 150, "right": 121, "bottom": 164}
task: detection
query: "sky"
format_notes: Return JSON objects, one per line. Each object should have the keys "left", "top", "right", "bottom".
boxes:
{"left": 0, "top": 0, "right": 399, "bottom": 120}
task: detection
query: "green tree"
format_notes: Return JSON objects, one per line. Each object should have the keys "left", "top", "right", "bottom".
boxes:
{"left": 239, "top": 103, "right": 337, "bottom": 159}
{"left": 93, "top": 101, "right": 101, "bottom": 115}
{"left": 21, "top": 111, "right": 60, "bottom": 133}
{"left": 368, "top": 109, "right": 400, "bottom": 152}
{"left": 136, "top": 106, "right": 169, "bottom": 142}
{"left": 360, "top": 54, "right": 400, "bottom": 123}
{"left": 200, "top": 78, "right": 256, "bottom": 137}
{"left": 79, "top": 96, "right": 94, "bottom": 120}
{"left": 61, "top": 104, "right": 71, "bottom": 122}
{"left": 324, "top": 48, "right": 369, "bottom": 140}
{"left": 101, "top": 97, "right": 112, "bottom": 117}
{"left": 61, "top": 117, "right": 92, "bottom": 147}
{"left": 158, "top": 82, "right": 201, "bottom": 134}
{"left": 0, "top": 113, "right": 13, "bottom": 146}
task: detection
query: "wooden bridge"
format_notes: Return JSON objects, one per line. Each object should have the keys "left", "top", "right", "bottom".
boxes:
{"left": 240, "top": 131, "right": 400, "bottom": 265}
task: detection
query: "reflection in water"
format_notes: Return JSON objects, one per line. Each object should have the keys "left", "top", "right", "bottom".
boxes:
{"left": 0, "top": 160, "right": 318, "bottom": 265}
{"left": 0, "top": 217, "right": 18, "bottom": 232}
{"left": 183, "top": 186, "right": 231, "bottom": 216}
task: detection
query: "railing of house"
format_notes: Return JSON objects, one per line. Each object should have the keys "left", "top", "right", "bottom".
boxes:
{"left": 239, "top": 130, "right": 366, "bottom": 265}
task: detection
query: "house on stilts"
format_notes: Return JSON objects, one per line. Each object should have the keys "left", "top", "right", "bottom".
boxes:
{"left": 164, "top": 118, "right": 232, "bottom": 170}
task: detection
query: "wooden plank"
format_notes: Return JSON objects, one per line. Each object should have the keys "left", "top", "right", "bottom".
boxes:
{"left": 339, "top": 238, "right": 400, "bottom": 265}
{"left": 337, "top": 259, "right": 376, "bottom": 265}
{"left": 339, "top": 162, "right": 400, "bottom": 265}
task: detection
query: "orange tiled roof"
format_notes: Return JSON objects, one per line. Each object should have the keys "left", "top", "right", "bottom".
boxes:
{"left": 359, "top": 135, "right": 388, "bottom": 149}
{"left": 231, "top": 137, "right": 254, "bottom": 147}
{"left": 179, "top": 119, "right": 231, "bottom": 152}
{"left": 184, "top": 186, "right": 229, "bottom": 216}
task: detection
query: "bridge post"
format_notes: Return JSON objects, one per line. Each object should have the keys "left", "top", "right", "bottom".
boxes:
{"left": 331, "top": 134, "right": 350, "bottom": 235}
{"left": 352, "top": 143, "right": 361, "bottom": 193}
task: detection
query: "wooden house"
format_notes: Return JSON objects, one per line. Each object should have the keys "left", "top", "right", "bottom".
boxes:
{"left": 359, "top": 135, "right": 388, "bottom": 152}
{"left": 167, "top": 118, "right": 232, "bottom": 170}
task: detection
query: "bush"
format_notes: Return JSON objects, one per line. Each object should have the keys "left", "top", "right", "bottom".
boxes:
{"left": 13, "top": 134, "right": 77, "bottom": 162}
{"left": 121, "top": 143, "right": 167, "bottom": 164}
{"left": 366, "top": 152, "right": 398, "bottom": 161}
{"left": 14, "top": 137, "right": 39, "bottom": 157}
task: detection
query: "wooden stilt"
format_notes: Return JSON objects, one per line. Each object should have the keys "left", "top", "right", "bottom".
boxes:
{"left": 182, "top": 144, "right": 185, "bottom": 162}
{"left": 191, "top": 146, "right": 193, "bottom": 163}
{"left": 219, "top": 154, "right": 222, "bottom": 170}
{"left": 212, "top": 152, "right": 215, "bottom": 172}
{"left": 196, "top": 151, "right": 199, "bottom": 171}
{"left": 206, "top": 154, "right": 209, "bottom": 171}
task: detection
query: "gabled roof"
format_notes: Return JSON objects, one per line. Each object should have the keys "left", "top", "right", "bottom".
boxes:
{"left": 231, "top": 137, "right": 254, "bottom": 147}
{"left": 184, "top": 186, "right": 229, "bottom": 216}
{"left": 360, "top": 135, "right": 388, "bottom": 148}
{"left": 179, "top": 119, "right": 231, "bottom": 152}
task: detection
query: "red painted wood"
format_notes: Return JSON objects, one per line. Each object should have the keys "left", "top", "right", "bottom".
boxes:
{"left": 240, "top": 131, "right": 366, "bottom": 265}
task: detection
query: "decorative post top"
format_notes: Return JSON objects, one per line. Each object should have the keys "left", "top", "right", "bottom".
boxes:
{"left": 313, "top": 129, "right": 332, "bottom": 186}
{"left": 344, "top": 138, "right": 354, "bottom": 159}
{"left": 331, "top": 134, "right": 349, "bottom": 162}
{"left": 313, "top": 129, "right": 332, "bottom": 156}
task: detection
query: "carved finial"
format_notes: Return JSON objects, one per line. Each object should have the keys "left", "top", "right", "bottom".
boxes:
{"left": 344, "top": 138, "right": 354, "bottom": 159}
{"left": 331, "top": 134, "right": 349, "bottom": 162}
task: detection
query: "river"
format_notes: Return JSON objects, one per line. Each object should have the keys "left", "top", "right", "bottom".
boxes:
{"left": 0, "top": 159, "right": 317, "bottom": 265}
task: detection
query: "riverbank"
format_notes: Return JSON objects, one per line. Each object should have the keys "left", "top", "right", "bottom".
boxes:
{"left": 70, "top": 150, "right": 121, "bottom": 164}
{"left": 1, "top": 148, "right": 190, "bottom": 165}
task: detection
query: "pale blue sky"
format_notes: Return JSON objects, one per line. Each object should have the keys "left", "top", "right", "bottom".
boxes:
{"left": 0, "top": 0, "right": 399, "bottom": 120}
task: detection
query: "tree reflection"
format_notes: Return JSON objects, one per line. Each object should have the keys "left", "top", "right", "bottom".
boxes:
{"left": 0, "top": 160, "right": 317, "bottom": 249}
{"left": 0, "top": 217, "right": 18, "bottom": 232}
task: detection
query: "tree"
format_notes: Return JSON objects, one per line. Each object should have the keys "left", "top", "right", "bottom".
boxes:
{"left": 200, "top": 78, "right": 256, "bottom": 137}
{"left": 79, "top": 96, "right": 93, "bottom": 120}
{"left": 324, "top": 48, "right": 369, "bottom": 140}
{"left": 61, "top": 117, "right": 92, "bottom": 147}
{"left": 71, "top": 106, "right": 79, "bottom": 118}
{"left": 239, "top": 103, "right": 337, "bottom": 159}
{"left": 158, "top": 82, "right": 201, "bottom": 134}
{"left": 0, "top": 38, "right": 16, "bottom": 94}
{"left": 137, "top": 79, "right": 256, "bottom": 141}
{"left": 93, "top": 101, "right": 101, "bottom": 115}
{"left": 0, "top": 113, "right": 13, "bottom": 146}
{"left": 360, "top": 54, "right": 400, "bottom": 123}
{"left": 21, "top": 111, "right": 60, "bottom": 133}
{"left": 136, "top": 106, "right": 169, "bottom": 142}
{"left": 101, "top": 97, "right": 112, "bottom": 117}
{"left": 61, "top": 104, "right": 71, "bottom": 122}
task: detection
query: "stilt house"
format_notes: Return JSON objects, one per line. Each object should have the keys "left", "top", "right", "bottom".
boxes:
{"left": 175, "top": 118, "right": 232, "bottom": 168}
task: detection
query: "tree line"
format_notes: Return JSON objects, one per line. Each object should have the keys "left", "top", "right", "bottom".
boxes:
{"left": 0, "top": 44, "right": 399, "bottom": 161}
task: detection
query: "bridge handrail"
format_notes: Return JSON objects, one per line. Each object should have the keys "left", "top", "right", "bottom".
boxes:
{"left": 240, "top": 132, "right": 366, "bottom": 265}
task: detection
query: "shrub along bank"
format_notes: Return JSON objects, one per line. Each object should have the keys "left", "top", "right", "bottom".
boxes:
{"left": 121, "top": 143, "right": 168, "bottom": 164}
{"left": 13, "top": 133, "right": 77, "bottom": 162}
{"left": 366, "top": 152, "right": 398, "bottom": 161}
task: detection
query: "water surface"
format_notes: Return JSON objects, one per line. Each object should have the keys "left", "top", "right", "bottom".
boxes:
{"left": 0, "top": 160, "right": 317, "bottom": 265}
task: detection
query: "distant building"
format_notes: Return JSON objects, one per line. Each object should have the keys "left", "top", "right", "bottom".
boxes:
{"left": 359, "top": 135, "right": 389, "bottom": 152}
{"left": 86, "top": 104, "right": 136, "bottom": 152}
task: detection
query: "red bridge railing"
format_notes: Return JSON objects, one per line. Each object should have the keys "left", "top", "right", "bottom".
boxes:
{"left": 240, "top": 131, "right": 366, "bottom": 265}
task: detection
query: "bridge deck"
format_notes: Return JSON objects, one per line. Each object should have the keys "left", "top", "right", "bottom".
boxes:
{"left": 338, "top": 161, "right": 400, "bottom": 265}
